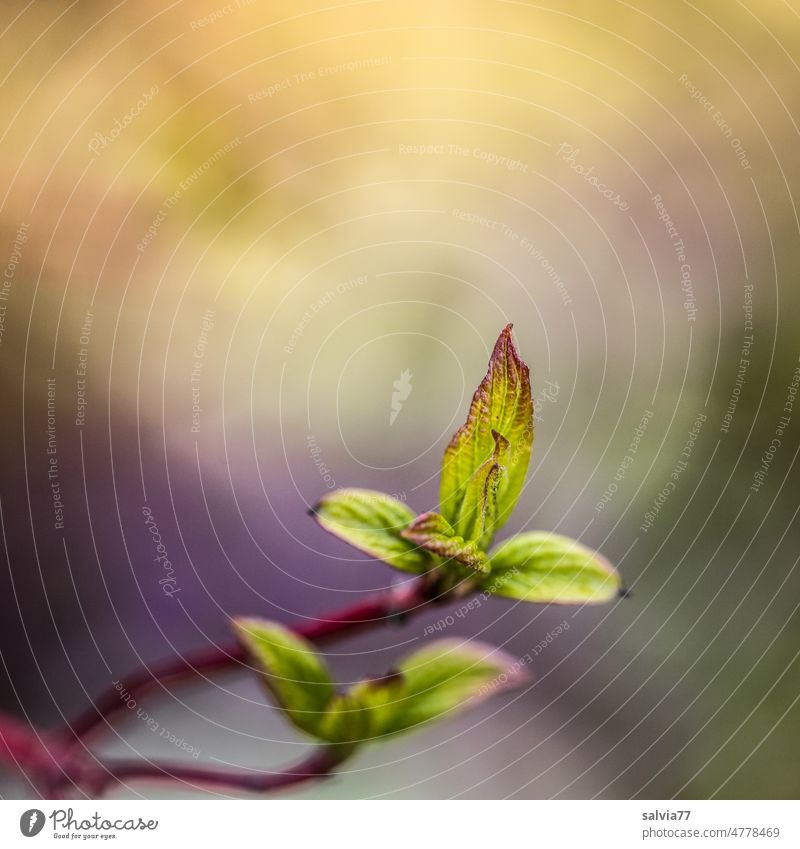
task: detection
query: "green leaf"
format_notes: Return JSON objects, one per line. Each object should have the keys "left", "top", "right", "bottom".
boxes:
{"left": 315, "top": 692, "right": 372, "bottom": 746}
{"left": 450, "top": 430, "right": 508, "bottom": 548}
{"left": 440, "top": 325, "right": 533, "bottom": 544}
{"left": 233, "top": 618, "right": 335, "bottom": 738}
{"left": 485, "top": 532, "right": 621, "bottom": 604}
{"left": 311, "top": 488, "right": 431, "bottom": 573}
{"left": 233, "top": 622, "right": 528, "bottom": 747}
{"left": 347, "top": 640, "right": 527, "bottom": 739}
{"left": 400, "top": 512, "right": 489, "bottom": 574}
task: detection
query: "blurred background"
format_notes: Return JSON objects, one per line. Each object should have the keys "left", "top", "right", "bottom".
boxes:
{"left": 0, "top": 0, "right": 799, "bottom": 799}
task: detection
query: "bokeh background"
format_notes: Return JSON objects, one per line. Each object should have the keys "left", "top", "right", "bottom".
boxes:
{"left": 1, "top": 0, "right": 799, "bottom": 799}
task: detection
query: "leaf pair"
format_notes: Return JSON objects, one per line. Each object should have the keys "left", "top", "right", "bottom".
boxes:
{"left": 233, "top": 618, "right": 525, "bottom": 748}
{"left": 311, "top": 325, "right": 622, "bottom": 604}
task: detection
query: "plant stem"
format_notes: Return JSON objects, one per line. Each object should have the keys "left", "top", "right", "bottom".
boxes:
{"left": 0, "top": 577, "right": 442, "bottom": 797}
{"left": 0, "top": 715, "right": 74, "bottom": 797}
{"left": 0, "top": 716, "right": 62, "bottom": 773}
{"left": 65, "top": 578, "right": 436, "bottom": 744}
{"left": 90, "top": 745, "right": 351, "bottom": 797}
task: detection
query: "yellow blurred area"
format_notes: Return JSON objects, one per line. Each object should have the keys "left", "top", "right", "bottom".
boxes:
{"left": 1, "top": 2, "right": 795, "bottom": 448}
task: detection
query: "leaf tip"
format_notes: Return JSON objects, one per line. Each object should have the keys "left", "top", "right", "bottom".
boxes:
{"left": 364, "top": 669, "right": 405, "bottom": 689}
{"left": 464, "top": 641, "right": 533, "bottom": 692}
{"left": 493, "top": 322, "right": 525, "bottom": 365}
{"left": 230, "top": 615, "right": 261, "bottom": 640}
{"left": 230, "top": 617, "right": 261, "bottom": 654}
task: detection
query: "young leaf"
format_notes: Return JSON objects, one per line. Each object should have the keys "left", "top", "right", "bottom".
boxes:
{"left": 311, "top": 488, "right": 431, "bottom": 573}
{"left": 449, "top": 430, "right": 508, "bottom": 548}
{"left": 401, "top": 511, "right": 489, "bottom": 573}
{"left": 440, "top": 325, "right": 533, "bottom": 542}
{"left": 485, "top": 532, "right": 621, "bottom": 604}
{"left": 315, "top": 692, "right": 372, "bottom": 746}
{"left": 233, "top": 618, "right": 335, "bottom": 738}
{"left": 348, "top": 640, "right": 528, "bottom": 739}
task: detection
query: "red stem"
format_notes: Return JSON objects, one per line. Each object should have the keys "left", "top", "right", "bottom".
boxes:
{"left": 0, "top": 716, "right": 68, "bottom": 775}
{"left": 66, "top": 578, "right": 434, "bottom": 743}
{"left": 0, "top": 578, "right": 441, "bottom": 798}
{"left": 88, "top": 745, "right": 351, "bottom": 797}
